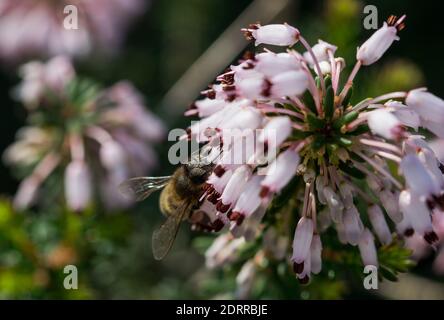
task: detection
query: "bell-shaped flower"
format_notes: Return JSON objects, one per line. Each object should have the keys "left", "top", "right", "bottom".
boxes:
{"left": 358, "top": 229, "right": 378, "bottom": 267}
{"left": 231, "top": 175, "right": 263, "bottom": 221}
{"left": 380, "top": 189, "right": 402, "bottom": 223}
{"left": 399, "top": 190, "right": 434, "bottom": 239}
{"left": 260, "top": 149, "right": 300, "bottom": 196}
{"left": 367, "top": 109, "right": 403, "bottom": 140}
{"left": 291, "top": 217, "right": 314, "bottom": 264}
{"left": 250, "top": 23, "right": 300, "bottom": 47}
{"left": 385, "top": 101, "right": 420, "bottom": 131}
{"left": 270, "top": 70, "right": 308, "bottom": 98}
{"left": 303, "top": 39, "right": 337, "bottom": 65}
{"left": 310, "top": 234, "right": 322, "bottom": 274}
{"left": 400, "top": 154, "right": 441, "bottom": 198}
{"left": 368, "top": 204, "right": 392, "bottom": 245}
{"left": 406, "top": 88, "right": 444, "bottom": 123}
{"left": 255, "top": 52, "right": 301, "bottom": 77}
{"left": 357, "top": 22, "right": 400, "bottom": 65}
{"left": 220, "top": 165, "right": 252, "bottom": 210}
{"left": 343, "top": 206, "right": 364, "bottom": 245}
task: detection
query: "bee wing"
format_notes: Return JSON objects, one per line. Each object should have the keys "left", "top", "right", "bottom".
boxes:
{"left": 118, "top": 176, "right": 172, "bottom": 201}
{"left": 152, "top": 201, "right": 192, "bottom": 260}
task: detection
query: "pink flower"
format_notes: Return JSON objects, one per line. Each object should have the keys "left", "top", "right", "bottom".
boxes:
{"left": 5, "top": 56, "right": 164, "bottom": 211}
{"left": 291, "top": 217, "right": 313, "bottom": 264}
{"left": 368, "top": 109, "right": 403, "bottom": 140}
{"left": 260, "top": 149, "right": 300, "bottom": 197}
{"left": 406, "top": 88, "right": 444, "bottom": 124}
{"left": 356, "top": 15, "right": 405, "bottom": 65}
{"left": 245, "top": 23, "right": 300, "bottom": 47}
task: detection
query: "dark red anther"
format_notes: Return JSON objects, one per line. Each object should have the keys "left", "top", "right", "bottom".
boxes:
{"left": 404, "top": 228, "right": 414, "bottom": 237}
{"left": 259, "top": 186, "right": 270, "bottom": 198}
{"left": 212, "top": 219, "right": 225, "bottom": 232}
{"left": 293, "top": 261, "right": 304, "bottom": 274}
{"left": 207, "top": 191, "right": 219, "bottom": 204}
{"left": 216, "top": 200, "right": 230, "bottom": 213}
{"left": 424, "top": 231, "right": 439, "bottom": 245}
{"left": 214, "top": 165, "right": 226, "bottom": 177}
{"left": 298, "top": 275, "right": 310, "bottom": 285}
{"left": 236, "top": 214, "right": 245, "bottom": 226}
{"left": 261, "top": 79, "right": 272, "bottom": 97}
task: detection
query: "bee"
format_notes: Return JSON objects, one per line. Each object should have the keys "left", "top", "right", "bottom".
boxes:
{"left": 119, "top": 159, "right": 215, "bottom": 260}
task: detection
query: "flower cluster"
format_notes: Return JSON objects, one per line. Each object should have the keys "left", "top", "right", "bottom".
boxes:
{"left": 189, "top": 15, "right": 444, "bottom": 284}
{"left": 4, "top": 56, "right": 164, "bottom": 211}
{"left": 0, "top": 0, "right": 146, "bottom": 63}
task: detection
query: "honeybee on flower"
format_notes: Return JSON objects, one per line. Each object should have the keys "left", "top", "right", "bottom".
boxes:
{"left": 178, "top": 14, "right": 444, "bottom": 286}
{"left": 4, "top": 55, "right": 165, "bottom": 211}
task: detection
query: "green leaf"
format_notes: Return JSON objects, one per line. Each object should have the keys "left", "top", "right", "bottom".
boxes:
{"left": 342, "top": 86, "right": 353, "bottom": 107}
{"left": 333, "top": 111, "right": 359, "bottom": 130}
{"left": 306, "top": 113, "right": 325, "bottom": 130}
{"left": 336, "top": 136, "right": 352, "bottom": 147}
{"left": 303, "top": 90, "right": 318, "bottom": 114}
{"left": 338, "top": 161, "right": 365, "bottom": 179}
{"left": 324, "top": 85, "right": 335, "bottom": 119}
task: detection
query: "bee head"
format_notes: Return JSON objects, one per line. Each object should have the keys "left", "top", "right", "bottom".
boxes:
{"left": 184, "top": 162, "right": 214, "bottom": 184}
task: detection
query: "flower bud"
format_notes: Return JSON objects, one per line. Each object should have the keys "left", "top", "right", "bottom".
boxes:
{"left": 303, "top": 40, "right": 337, "bottom": 65}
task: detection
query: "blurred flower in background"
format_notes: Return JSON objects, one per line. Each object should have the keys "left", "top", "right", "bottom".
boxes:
{"left": 3, "top": 55, "right": 165, "bottom": 211}
{"left": 0, "top": 0, "right": 147, "bottom": 64}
